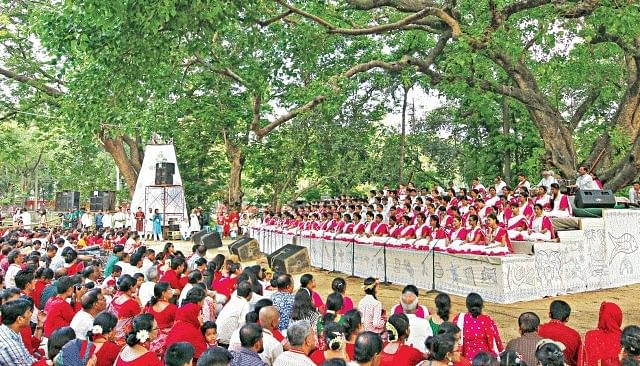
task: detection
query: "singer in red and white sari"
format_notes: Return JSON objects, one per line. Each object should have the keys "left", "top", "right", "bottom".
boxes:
{"left": 506, "top": 204, "right": 529, "bottom": 241}
{"left": 449, "top": 215, "right": 486, "bottom": 254}
{"left": 484, "top": 214, "right": 513, "bottom": 256}
{"left": 525, "top": 204, "right": 555, "bottom": 241}
{"left": 447, "top": 216, "right": 468, "bottom": 251}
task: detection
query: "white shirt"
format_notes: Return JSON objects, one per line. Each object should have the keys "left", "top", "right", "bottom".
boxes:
{"left": 273, "top": 350, "right": 316, "bottom": 366}
{"left": 406, "top": 313, "right": 432, "bottom": 352}
{"left": 576, "top": 174, "right": 599, "bottom": 190}
{"left": 495, "top": 181, "right": 507, "bottom": 193}
{"left": 178, "top": 283, "right": 193, "bottom": 306}
{"left": 630, "top": 188, "right": 640, "bottom": 204}
{"left": 261, "top": 329, "right": 283, "bottom": 366}
{"left": 70, "top": 310, "right": 95, "bottom": 340}
{"left": 102, "top": 214, "right": 113, "bottom": 227}
{"left": 216, "top": 295, "right": 251, "bottom": 344}
{"left": 138, "top": 281, "right": 156, "bottom": 307}
{"left": 4, "top": 264, "right": 21, "bottom": 289}
{"left": 537, "top": 176, "right": 557, "bottom": 192}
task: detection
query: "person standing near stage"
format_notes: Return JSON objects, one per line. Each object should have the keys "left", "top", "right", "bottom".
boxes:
{"left": 113, "top": 207, "right": 126, "bottom": 230}
{"left": 135, "top": 207, "right": 145, "bottom": 233}
{"left": 152, "top": 209, "right": 163, "bottom": 241}
{"left": 145, "top": 208, "right": 154, "bottom": 240}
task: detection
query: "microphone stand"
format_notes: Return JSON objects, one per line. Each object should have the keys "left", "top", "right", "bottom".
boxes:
{"left": 382, "top": 237, "right": 391, "bottom": 284}
{"left": 349, "top": 236, "right": 356, "bottom": 278}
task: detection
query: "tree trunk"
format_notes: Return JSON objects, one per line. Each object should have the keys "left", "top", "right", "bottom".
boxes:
{"left": 399, "top": 85, "right": 410, "bottom": 185}
{"left": 501, "top": 96, "right": 512, "bottom": 183}
{"left": 225, "top": 139, "right": 245, "bottom": 212}
{"left": 101, "top": 134, "right": 143, "bottom": 197}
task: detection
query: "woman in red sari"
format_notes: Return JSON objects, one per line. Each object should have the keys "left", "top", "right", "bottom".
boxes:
{"left": 115, "top": 314, "right": 162, "bottom": 366}
{"left": 380, "top": 313, "right": 426, "bottom": 366}
{"left": 87, "top": 311, "right": 121, "bottom": 366}
{"left": 110, "top": 274, "right": 142, "bottom": 344}
{"left": 580, "top": 301, "right": 623, "bottom": 366}
{"left": 165, "top": 303, "right": 208, "bottom": 360}
{"left": 453, "top": 293, "right": 503, "bottom": 360}
{"left": 144, "top": 282, "right": 177, "bottom": 330}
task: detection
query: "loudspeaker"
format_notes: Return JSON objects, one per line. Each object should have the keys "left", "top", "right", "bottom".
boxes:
{"left": 89, "top": 191, "right": 116, "bottom": 212}
{"left": 575, "top": 189, "right": 616, "bottom": 208}
{"left": 267, "top": 244, "right": 310, "bottom": 274}
{"left": 55, "top": 191, "right": 80, "bottom": 211}
{"left": 202, "top": 232, "right": 223, "bottom": 249}
{"left": 229, "top": 237, "right": 261, "bottom": 262}
{"left": 155, "top": 162, "right": 175, "bottom": 185}
{"left": 192, "top": 230, "right": 207, "bottom": 244}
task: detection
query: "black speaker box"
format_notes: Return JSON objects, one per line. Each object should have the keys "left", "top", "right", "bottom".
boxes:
{"left": 155, "top": 162, "right": 175, "bottom": 185}
{"left": 575, "top": 189, "right": 616, "bottom": 208}
{"left": 202, "top": 232, "right": 223, "bottom": 249}
{"left": 229, "top": 237, "right": 261, "bottom": 262}
{"left": 89, "top": 191, "right": 116, "bottom": 212}
{"left": 192, "top": 230, "right": 207, "bottom": 244}
{"left": 267, "top": 244, "right": 310, "bottom": 274}
{"left": 55, "top": 191, "right": 80, "bottom": 211}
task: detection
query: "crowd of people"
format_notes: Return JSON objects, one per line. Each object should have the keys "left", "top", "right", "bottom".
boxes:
{"left": 0, "top": 219, "right": 638, "bottom": 366}
{"left": 253, "top": 175, "right": 578, "bottom": 256}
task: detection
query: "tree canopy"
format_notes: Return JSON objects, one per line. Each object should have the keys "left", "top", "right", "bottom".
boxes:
{"left": 1, "top": 0, "right": 639, "bottom": 209}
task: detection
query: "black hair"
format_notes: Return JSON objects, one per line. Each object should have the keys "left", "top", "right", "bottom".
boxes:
{"left": 438, "top": 321, "right": 461, "bottom": 336}
{"left": 113, "top": 245, "right": 125, "bottom": 254}
{"left": 518, "top": 312, "right": 541, "bottom": 333}
{"left": 386, "top": 313, "right": 410, "bottom": 342}
{"left": 56, "top": 276, "right": 75, "bottom": 295}
{"left": 500, "top": 350, "right": 528, "bottom": 366}
{"left": 211, "top": 254, "right": 226, "bottom": 271}
{"left": 201, "top": 320, "right": 217, "bottom": 336}
{"left": 323, "top": 293, "right": 344, "bottom": 323}
{"left": 170, "top": 256, "right": 185, "bottom": 270}
{"left": 87, "top": 311, "right": 117, "bottom": 340}
{"left": 14, "top": 269, "right": 34, "bottom": 290}
{"left": 81, "top": 288, "right": 101, "bottom": 311}
{"left": 165, "top": 342, "right": 195, "bottom": 366}
{"left": 1, "top": 288, "right": 21, "bottom": 303}
{"left": 188, "top": 270, "right": 203, "bottom": 284}
{"left": 117, "top": 274, "right": 137, "bottom": 292}
{"left": 472, "top": 352, "right": 498, "bottom": 366}
{"left": 435, "top": 292, "right": 451, "bottom": 321}
{"left": 48, "top": 327, "right": 76, "bottom": 360}
{"left": 549, "top": 300, "right": 571, "bottom": 322}
{"left": 183, "top": 287, "right": 206, "bottom": 305}
{"left": 148, "top": 282, "right": 171, "bottom": 307}
{"left": 237, "top": 281, "right": 253, "bottom": 298}
{"left": 402, "top": 284, "right": 419, "bottom": 297}
{"left": 354, "top": 331, "right": 383, "bottom": 363}
{"left": 130, "top": 252, "right": 143, "bottom": 267}
{"left": 425, "top": 334, "right": 456, "bottom": 361}
{"left": 239, "top": 323, "right": 263, "bottom": 348}
{"left": 126, "top": 313, "right": 155, "bottom": 347}
{"left": 322, "top": 359, "right": 348, "bottom": 366}
{"left": 276, "top": 274, "right": 292, "bottom": 290}
{"left": 622, "top": 325, "right": 640, "bottom": 356}
{"left": 536, "top": 343, "right": 565, "bottom": 366}
{"left": 253, "top": 298, "right": 273, "bottom": 316}
{"left": 363, "top": 277, "right": 377, "bottom": 298}
{"left": 0, "top": 298, "right": 31, "bottom": 325}
{"left": 37, "top": 267, "right": 54, "bottom": 280}
{"left": 331, "top": 277, "right": 347, "bottom": 294}
{"left": 324, "top": 321, "right": 345, "bottom": 351}
{"left": 196, "top": 347, "right": 234, "bottom": 366}
{"left": 342, "top": 309, "right": 362, "bottom": 338}
{"left": 111, "top": 265, "right": 122, "bottom": 274}
{"left": 466, "top": 292, "right": 484, "bottom": 318}
{"left": 291, "top": 288, "right": 317, "bottom": 321}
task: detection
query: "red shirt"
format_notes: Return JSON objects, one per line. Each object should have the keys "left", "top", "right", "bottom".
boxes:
{"left": 159, "top": 269, "right": 184, "bottom": 291}
{"left": 43, "top": 296, "right": 75, "bottom": 337}
{"left": 213, "top": 276, "right": 238, "bottom": 299}
{"left": 33, "top": 280, "right": 48, "bottom": 309}
{"left": 538, "top": 320, "right": 582, "bottom": 366}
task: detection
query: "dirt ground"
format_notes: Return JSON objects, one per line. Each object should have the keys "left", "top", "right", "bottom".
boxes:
{"left": 160, "top": 239, "right": 640, "bottom": 343}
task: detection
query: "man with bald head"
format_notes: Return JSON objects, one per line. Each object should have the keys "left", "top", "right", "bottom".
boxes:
{"left": 259, "top": 306, "right": 284, "bottom": 365}
{"left": 70, "top": 288, "right": 106, "bottom": 339}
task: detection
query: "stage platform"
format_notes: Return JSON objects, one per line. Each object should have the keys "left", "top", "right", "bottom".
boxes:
{"left": 252, "top": 209, "right": 640, "bottom": 303}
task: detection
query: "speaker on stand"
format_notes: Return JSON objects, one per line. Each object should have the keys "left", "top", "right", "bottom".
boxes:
{"left": 267, "top": 244, "right": 310, "bottom": 274}
{"left": 155, "top": 162, "right": 176, "bottom": 185}
{"left": 55, "top": 191, "right": 80, "bottom": 211}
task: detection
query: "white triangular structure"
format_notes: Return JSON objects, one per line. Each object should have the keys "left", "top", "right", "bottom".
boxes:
{"left": 130, "top": 143, "right": 187, "bottom": 225}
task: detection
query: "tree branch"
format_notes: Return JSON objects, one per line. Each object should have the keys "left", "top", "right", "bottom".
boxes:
{"left": 258, "top": 10, "right": 294, "bottom": 26}
{"left": 569, "top": 90, "right": 600, "bottom": 130}
{"left": 0, "top": 66, "right": 64, "bottom": 97}
{"left": 278, "top": 0, "right": 461, "bottom": 38}
{"left": 194, "top": 55, "right": 246, "bottom": 85}
{"left": 346, "top": 0, "right": 439, "bottom": 12}
{"left": 253, "top": 96, "right": 326, "bottom": 139}
{"left": 251, "top": 94, "right": 262, "bottom": 132}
